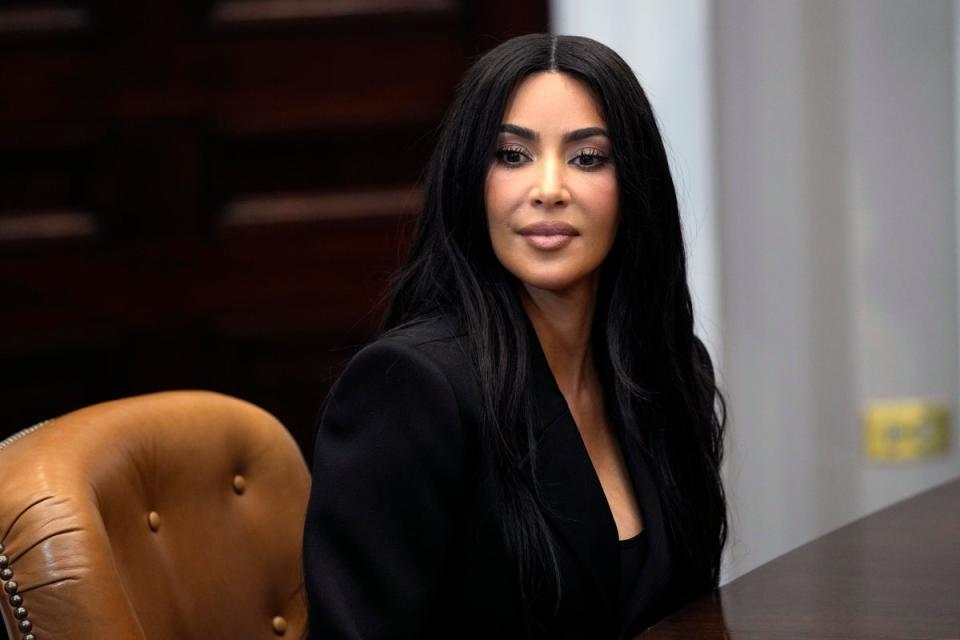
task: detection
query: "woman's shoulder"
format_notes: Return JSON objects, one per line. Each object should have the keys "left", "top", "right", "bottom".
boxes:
{"left": 318, "top": 314, "right": 481, "bottom": 459}
{"left": 357, "top": 313, "right": 471, "bottom": 375}
{"left": 339, "top": 313, "right": 478, "bottom": 407}
{"left": 379, "top": 313, "right": 466, "bottom": 348}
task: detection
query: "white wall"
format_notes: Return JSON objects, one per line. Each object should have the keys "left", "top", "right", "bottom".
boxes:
{"left": 845, "top": 0, "right": 959, "bottom": 520}
{"left": 553, "top": 0, "right": 960, "bottom": 583}
{"left": 716, "top": 0, "right": 959, "bottom": 581}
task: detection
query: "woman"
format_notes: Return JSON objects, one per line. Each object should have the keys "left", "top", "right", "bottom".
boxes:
{"left": 302, "top": 33, "right": 727, "bottom": 639}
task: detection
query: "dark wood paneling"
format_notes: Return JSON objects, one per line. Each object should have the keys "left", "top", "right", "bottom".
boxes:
{"left": 0, "top": 0, "right": 549, "bottom": 484}
{"left": 0, "top": 3, "right": 91, "bottom": 37}
{"left": 209, "top": 0, "right": 455, "bottom": 27}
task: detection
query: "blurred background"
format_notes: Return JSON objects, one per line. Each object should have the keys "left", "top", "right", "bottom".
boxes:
{"left": 2, "top": 0, "right": 958, "bottom": 592}
{"left": 0, "top": 1, "right": 548, "bottom": 461}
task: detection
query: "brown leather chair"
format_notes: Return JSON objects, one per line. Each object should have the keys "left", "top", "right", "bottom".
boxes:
{"left": 0, "top": 391, "right": 311, "bottom": 640}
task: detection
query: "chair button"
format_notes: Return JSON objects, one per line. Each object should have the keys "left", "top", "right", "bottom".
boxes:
{"left": 233, "top": 474, "right": 246, "bottom": 495}
{"left": 3, "top": 581, "right": 17, "bottom": 594}
{"left": 272, "top": 615, "right": 287, "bottom": 635}
{"left": 0, "top": 568, "right": 12, "bottom": 580}
{"left": 14, "top": 606, "right": 27, "bottom": 620}
{"left": 18, "top": 619, "right": 32, "bottom": 633}
{"left": 148, "top": 511, "right": 161, "bottom": 531}
{"left": 0, "top": 554, "right": 8, "bottom": 568}
{"left": 9, "top": 593, "right": 22, "bottom": 607}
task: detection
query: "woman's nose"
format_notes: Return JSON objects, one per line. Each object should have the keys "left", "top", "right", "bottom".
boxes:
{"left": 531, "top": 155, "right": 569, "bottom": 207}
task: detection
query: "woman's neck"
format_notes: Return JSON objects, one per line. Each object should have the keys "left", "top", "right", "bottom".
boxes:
{"left": 520, "top": 277, "right": 599, "bottom": 401}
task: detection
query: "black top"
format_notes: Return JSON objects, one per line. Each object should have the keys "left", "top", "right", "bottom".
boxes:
{"left": 303, "top": 314, "right": 680, "bottom": 638}
{"left": 612, "top": 418, "right": 664, "bottom": 638}
{"left": 618, "top": 530, "right": 650, "bottom": 637}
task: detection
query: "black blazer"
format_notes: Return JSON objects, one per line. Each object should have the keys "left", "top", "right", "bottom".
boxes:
{"left": 302, "top": 315, "right": 680, "bottom": 639}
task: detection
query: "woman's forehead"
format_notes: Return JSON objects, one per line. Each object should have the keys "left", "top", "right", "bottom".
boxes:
{"left": 500, "top": 71, "right": 607, "bottom": 134}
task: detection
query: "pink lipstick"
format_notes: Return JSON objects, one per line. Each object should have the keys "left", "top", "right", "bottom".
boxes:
{"left": 517, "top": 221, "right": 579, "bottom": 250}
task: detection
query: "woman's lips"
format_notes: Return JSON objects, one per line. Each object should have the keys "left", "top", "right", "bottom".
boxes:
{"left": 517, "top": 221, "right": 579, "bottom": 250}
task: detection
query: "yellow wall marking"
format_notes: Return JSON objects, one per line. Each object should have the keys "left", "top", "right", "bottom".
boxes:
{"left": 865, "top": 399, "right": 950, "bottom": 461}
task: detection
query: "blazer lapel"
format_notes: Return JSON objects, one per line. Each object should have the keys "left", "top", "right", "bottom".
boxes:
{"left": 523, "top": 319, "right": 620, "bottom": 626}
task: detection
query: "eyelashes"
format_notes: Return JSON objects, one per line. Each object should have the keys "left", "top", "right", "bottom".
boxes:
{"left": 493, "top": 145, "right": 611, "bottom": 171}
{"left": 494, "top": 145, "right": 528, "bottom": 167}
{"left": 572, "top": 149, "right": 610, "bottom": 170}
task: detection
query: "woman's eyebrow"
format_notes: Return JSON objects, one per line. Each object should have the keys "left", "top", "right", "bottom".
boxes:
{"left": 499, "top": 124, "right": 610, "bottom": 142}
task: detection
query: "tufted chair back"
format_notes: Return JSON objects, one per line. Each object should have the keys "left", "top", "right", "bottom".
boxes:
{"left": 0, "top": 391, "right": 311, "bottom": 640}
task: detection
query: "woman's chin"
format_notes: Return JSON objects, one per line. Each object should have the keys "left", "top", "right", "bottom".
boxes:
{"left": 516, "top": 271, "right": 595, "bottom": 298}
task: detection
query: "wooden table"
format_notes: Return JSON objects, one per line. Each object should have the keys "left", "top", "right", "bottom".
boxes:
{"left": 639, "top": 476, "right": 960, "bottom": 639}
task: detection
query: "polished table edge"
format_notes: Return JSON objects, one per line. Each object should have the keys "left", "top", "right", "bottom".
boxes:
{"left": 636, "top": 474, "right": 960, "bottom": 640}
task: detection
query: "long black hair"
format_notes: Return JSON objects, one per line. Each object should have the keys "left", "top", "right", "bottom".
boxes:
{"left": 384, "top": 33, "right": 726, "bottom": 612}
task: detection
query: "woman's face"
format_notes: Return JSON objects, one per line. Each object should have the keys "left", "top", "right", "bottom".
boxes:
{"left": 485, "top": 71, "right": 619, "bottom": 297}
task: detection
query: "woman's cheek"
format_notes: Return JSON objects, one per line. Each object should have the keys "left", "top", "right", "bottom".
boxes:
{"left": 487, "top": 169, "right": 519, "bottom": 210}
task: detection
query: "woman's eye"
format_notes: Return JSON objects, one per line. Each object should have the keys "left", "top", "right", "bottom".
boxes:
{"left": 495, "top": 146, "right": 529, "bottom": 167}
{"left": 572, "top": 149, "right": 609, "bottom": 170}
